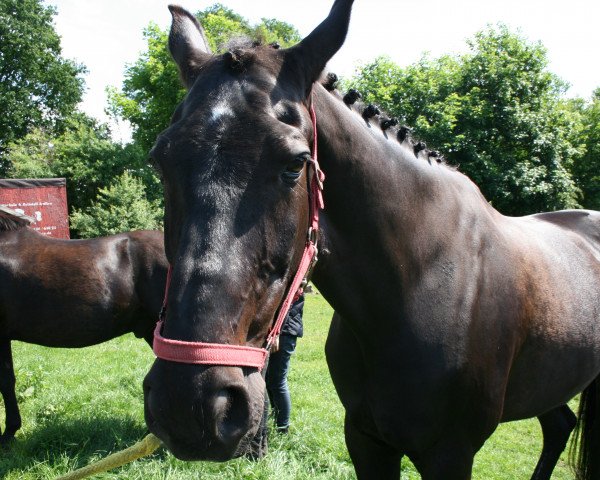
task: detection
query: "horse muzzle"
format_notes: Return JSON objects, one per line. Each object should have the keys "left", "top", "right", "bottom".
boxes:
{"left": 143, "top": 359, "right": 264, "bottom": 461}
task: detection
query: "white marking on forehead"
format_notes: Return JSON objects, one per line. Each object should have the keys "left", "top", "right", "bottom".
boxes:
{"left": 210, "top": 101, "right": 234, "bottom": 124}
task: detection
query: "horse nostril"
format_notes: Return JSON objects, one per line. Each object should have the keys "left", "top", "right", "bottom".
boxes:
{"left": 212, "top": 386, "right": 250, "bottom": 442}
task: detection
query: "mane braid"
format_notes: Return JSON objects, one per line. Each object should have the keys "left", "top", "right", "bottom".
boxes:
{"left": 320, "top": 74, "right": 449, "bottom": 167}
{"left": 323, "top": 73, "right": 338, "bottom": 91}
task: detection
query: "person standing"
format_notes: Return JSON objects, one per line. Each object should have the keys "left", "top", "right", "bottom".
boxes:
{"left": 266, "top": 294, "right": 304, "bottom": 434}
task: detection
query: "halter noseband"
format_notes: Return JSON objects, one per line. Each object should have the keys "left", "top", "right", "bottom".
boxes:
{"left": 153, "top": 104, "right": 324, "bottom": 371}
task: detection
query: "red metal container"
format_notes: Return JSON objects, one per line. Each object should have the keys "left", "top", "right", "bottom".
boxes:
{"left": 0, "top": 178, "right": 70, "bottom": 238}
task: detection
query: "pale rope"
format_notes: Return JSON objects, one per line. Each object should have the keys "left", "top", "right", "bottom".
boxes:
{"left": 54, "top": 434, "right": 162, "bottom": 480}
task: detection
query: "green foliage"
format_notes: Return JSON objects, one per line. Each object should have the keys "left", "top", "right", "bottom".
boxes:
{"left": 6, "top": 114, "right": 161, "bottom": 224}
{"left": 106, "top": 23, "right": 185, "bottom": 155}
{"left": 1, "top": 0, "right": 164, "bottom": 237}
{"left": 570, "top": 89, "right": 600, "bottom": 210}
{"left": 346, "top": 25, "right": 583, "bottom": 215}
{"left": 196, "top": 4, "right": 252, "bottom": 52}
{"left": 108, "top": 4, "right": 302, "bottom": 153}
{"left": 14, "top": 366, "right": 45, "bottom": 403}
{"left": 256, "top": 18, "right": 302, "bottom": 47}
{"left": 5, "top": 3, "right": 302, "bottom": 237}
{"left": 69, "top": 172, "right": 162, "bottom": 238}
{"left": 0, "top": 0, "right": 85, "bottom": 174}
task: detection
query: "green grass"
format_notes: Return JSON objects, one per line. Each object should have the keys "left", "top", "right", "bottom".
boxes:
{"left": 0, "top": 294, "right": 576, "bottom": 479}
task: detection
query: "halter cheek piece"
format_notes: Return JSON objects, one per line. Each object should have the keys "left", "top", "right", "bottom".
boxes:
{"left": 153, "top": 104, "right": 324, "bottom": 371}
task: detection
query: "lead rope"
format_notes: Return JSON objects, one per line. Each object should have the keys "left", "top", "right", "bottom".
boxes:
{"left": 54, "top": 434, "right": 162, "bottom": 480}
{"left": 153, "top": 101, "right": 323, "bottom": 370}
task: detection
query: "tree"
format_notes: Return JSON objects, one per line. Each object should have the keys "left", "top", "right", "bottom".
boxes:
{"left": 346, "top": 25, "right": 582, "bottom": 216}
{"left": 69, "top": 172, "right": 163, "bottom": 238}
{"left": 6, "top": 113, "right": 161, "bottom": 219}
{"left": 196, "top": 4, "right": 252, "bottom": 52}
{"left": 108, "top": 4, "right": 302, "bottom": 154}
{"left": 106, "top": 23, "right": 184, "bottom": 156}
{"left": 570, "top": 89, "right": 600, "bottom": 210}
{"left": 0, "top": 0, "right": 85, "bottom": 174}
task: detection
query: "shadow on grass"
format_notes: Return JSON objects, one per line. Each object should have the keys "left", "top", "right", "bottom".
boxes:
{"left": 0, "top": 415, "right": 168, "bottom": 477}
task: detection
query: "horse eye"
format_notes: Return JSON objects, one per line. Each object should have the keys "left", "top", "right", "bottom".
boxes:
{"left": 281, "top": 155, "right": 308, "bottom": 183}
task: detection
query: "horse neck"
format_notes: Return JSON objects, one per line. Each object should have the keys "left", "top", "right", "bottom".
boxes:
{"left": 127, "top": 232, "right": 169, "bottom": 316}
{"left": 310, "top": 84, "right": 494, "bottom": 318}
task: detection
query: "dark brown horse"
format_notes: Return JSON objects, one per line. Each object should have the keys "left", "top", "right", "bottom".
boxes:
{"left": 0, "top": 209, "right": 168, "bottom": 444}
{"left": 143, "top": 1, "right": 600, "bottom": 478}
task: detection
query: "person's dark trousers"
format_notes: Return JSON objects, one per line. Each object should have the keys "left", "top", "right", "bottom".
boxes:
{"left": 265, "top": 333, "right": 298, "bottom": 431}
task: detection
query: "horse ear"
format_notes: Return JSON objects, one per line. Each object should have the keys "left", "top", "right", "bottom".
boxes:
{"left": 168, "top": 5, "right": 212, "bottom": 89}
{"left": 284, "top": 0, "right": 354, "bottom": 92}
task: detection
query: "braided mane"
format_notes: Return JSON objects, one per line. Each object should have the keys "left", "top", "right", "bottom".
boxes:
{"left": 221, "top": 39, "right": 450, "bottom": 168}
{"left": 320, "top": 72, "right": 451, "bottom": 167}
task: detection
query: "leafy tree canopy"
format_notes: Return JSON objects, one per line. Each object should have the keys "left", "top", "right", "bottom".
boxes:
{"left": 570, "top": 88, "right": 600, "bottom": 210}
{"left": 69, "top": 171, "right": 162, "bottom": 238}
{"left": 108, "top": 4, "right": 302, "bottom": 153}
{"left": 345, "top": 25, "right": 583, "bottom": 215}
{"left": 0, "top": 0, "right": 85, "bottom": 174}
{"left": 6, "top": 113, "right": 161, "bottom": 221}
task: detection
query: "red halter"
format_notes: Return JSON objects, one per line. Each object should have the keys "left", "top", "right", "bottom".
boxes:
{"left": 153, "top": 104, "right": 324, "bottom": 371}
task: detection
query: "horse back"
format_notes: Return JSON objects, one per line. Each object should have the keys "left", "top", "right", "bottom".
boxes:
{"left": 531, "top": 209, "right": 600, "bottom": 254}
{"left": 0, "top": 228, "right": 166, "bottom": 347}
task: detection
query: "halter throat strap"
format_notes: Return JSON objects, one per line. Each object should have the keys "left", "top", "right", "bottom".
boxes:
{"left": 153, "top": 104, "right": 323, "bottom": 371}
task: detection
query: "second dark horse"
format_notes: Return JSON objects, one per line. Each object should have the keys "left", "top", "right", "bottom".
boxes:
{"left": 0, "top": 210, "right": 168, "bottom": 444}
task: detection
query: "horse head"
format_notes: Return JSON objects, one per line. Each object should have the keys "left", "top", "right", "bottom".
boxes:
{"left": 143, "top": 0, "right": 354, "bottom": 461}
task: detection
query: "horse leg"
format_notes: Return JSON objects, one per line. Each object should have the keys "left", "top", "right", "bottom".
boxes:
{"left": 326, "top": 313, "right": 401, "bottom": 479}
{"left": 0, "top": 339, "right": 21, "bottom": 444}
{"left": 345, "top": 414, "right": 402, "bottom": 479}
{"left": 412, "top": 437, "right": 475, "bottom": 480}
{"left": 531, "top": 404, "right": 577, "bottom": 480}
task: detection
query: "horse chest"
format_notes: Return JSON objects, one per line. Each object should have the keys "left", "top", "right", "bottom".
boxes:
{"left": 327, "top": 314, "right": 473, "bottom": 451}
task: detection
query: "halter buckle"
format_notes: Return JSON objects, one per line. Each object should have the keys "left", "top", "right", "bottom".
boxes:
{"left": 308, "top": 226, "right": 319, "bottom": 246}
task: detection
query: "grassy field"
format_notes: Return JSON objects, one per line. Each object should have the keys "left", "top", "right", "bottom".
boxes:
{"left": 0, "top": 293, "right": 576, "bottom": 479}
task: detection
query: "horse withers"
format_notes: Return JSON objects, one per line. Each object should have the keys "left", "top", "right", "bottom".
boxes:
{"left": 0, "top": 208, "right": 168, "bottom": 444}
{"left": 143, "top": 1, "right": 600, "bottom": 478}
